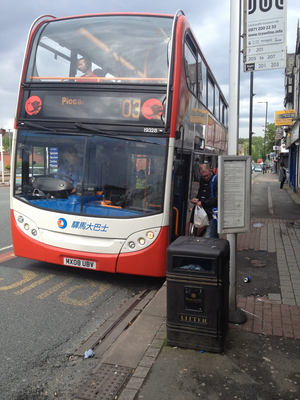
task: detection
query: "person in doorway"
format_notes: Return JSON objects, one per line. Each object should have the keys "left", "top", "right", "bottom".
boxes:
{"left": 278, "top": 162, "right": 286, "bottom": 190}
{"left": 191, "top": 163, "right": 218, "bottom": 238}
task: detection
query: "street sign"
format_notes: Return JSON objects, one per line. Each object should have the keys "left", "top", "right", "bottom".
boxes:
{"left": 275, "top": 118, "right": 293, "bottom": 126}
{"left": 275, "top": 110, "right": 295, "bottom": 126}
{"left": 275, "top": 127, "right": 283, "bottom": 139}
{"left": 243, "top": 0, "right": 287, "bottom": 72}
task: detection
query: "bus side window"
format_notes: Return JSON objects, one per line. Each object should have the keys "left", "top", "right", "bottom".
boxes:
{"left": 207, "top": 76, "right": 215, "bottom": 114}
{"left": 198, "top": 54, "right": 207, "bottom": 104}
{"left": 184, "top": 38, "right": 197, "bottom": 96}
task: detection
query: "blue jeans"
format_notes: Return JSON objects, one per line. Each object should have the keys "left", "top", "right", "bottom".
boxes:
{"left": 204, "top": 218, "right": 219, "bottom": 238}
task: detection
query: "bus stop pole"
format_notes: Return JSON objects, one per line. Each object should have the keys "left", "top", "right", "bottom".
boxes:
{"left": 227, "top": 0, "right": 247, "bottom": 324}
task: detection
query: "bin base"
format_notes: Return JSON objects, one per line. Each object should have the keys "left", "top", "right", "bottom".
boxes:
{"left": 167, "top": 323, "right": 227, "bottom": 353}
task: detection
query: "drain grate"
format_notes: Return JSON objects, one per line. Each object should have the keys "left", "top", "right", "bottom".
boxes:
{"left": 76, "top": 363, "right": 133, "bottom": 400}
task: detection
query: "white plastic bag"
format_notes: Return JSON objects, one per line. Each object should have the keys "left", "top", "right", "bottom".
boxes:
{"left": 194, "top": 206, "right": 209, "bottom": 228}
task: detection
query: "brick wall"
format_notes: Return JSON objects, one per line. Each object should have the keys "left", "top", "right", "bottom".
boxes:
{"left": 0, "top": 152, "right": 45, "bottom": 169}
{"left": 0, "top": 152, "right": 11, "bottom": 168}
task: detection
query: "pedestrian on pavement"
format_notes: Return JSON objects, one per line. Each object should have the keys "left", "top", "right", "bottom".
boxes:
{"left": 191, "top": 163, "right": 218, "bottom": 238}
{"left": 279, "top": 162, "right": 286, "bottom": 190}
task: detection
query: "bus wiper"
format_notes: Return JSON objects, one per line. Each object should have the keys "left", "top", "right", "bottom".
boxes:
{"left": 75, "top": 122, "right": 160, "bottom": 145}
{"left": 20, "top": 121, "right": 57, "bottom": 133}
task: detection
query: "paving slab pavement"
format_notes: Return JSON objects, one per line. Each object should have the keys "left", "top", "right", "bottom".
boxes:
{"left": 73, "top": 175, "right": 300, "bottom": 400}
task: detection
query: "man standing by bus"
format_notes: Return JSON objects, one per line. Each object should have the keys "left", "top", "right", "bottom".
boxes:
{"left": 191, "top": 163, "right": 218, "bottom": 238}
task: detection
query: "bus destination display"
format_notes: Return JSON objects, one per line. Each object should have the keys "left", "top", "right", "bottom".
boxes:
{"left": 23, "top": 92, "right": 164, "bottom": 124}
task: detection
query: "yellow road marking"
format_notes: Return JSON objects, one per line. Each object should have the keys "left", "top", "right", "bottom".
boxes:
{"left": 0, "top": 269, "right": 111, "bottom": 307}
{"left": 37, "top": 278, "right": 74, "bottom": 299}
{"left": 0, "top": 252, "right": 16, "bottom": 263}
{"left": 14, "top": 274, "right": 56, "bottom": 295}
{"left": 58, "top": 281, "right": 111, "bottom": 307}
{"left": 0, "top": 270, "right": 37, "bottom": 291}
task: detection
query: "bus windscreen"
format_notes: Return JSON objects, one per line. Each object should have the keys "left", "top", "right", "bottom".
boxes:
{"left": 26, "top": 15, "right": 172, "bottom": 84}
{"left": 14, "top": 130, "right": 167, "bottom": 218}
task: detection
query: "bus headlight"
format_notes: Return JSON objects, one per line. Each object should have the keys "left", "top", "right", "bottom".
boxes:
{"left": 138, "top": 237, "right": 146, "bottom": 246}
{"left": 146, "top": 231, "right": 154, "bottom": 240}
{"left": 13, "top": 211, "right": 41, "bottom": 242}
{"left": 121, "top": 228, "right": 160, "bottom": 253}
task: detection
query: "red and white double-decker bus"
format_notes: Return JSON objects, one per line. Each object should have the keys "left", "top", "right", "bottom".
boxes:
{"left": 10, "top": 11, "right": 228, "bottom": 276}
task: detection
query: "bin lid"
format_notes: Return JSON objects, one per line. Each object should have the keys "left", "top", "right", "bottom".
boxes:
{"left": 167, "top": 236, "right": 229, "bottom": 258}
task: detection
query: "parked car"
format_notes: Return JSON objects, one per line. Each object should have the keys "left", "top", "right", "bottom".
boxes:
{"left": 254, "top": 164, "right": 262, "bottom": 172}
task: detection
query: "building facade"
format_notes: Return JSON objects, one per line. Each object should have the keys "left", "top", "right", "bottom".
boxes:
{"left": 284, "top": 23, "right": 300, "bottom": 193}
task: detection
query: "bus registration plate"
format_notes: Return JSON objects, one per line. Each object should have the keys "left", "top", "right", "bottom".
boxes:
{"left": 63, "top": 257, "right": 96, "bottom": 269}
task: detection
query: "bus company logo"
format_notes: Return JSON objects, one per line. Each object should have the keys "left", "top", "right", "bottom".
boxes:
{"left": 142, "top": 99, "right": 163, "bottom": 120}
{"left": 57, "top": 218, "right": 67, "bottom": 229}
{"left": 25, "top": 96, "right": 42, "bottom": 115}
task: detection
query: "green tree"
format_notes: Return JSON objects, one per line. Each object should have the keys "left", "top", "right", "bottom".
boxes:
{"left": 238, "top": 138, "right": 249, "bottom": 155}
{"left": 2, "top": 134, "right": 10, "bottom": 152}
{"left": 265, "top": 123, "right": 276, "bottom": 155}
{"left": 238, "top": 136, "right": 267, "bottom": 161}
{"left": 250, "top": 136, "right": 264, "bottom": 162}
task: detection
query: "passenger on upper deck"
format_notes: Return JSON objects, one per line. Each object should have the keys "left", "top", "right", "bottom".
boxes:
{"left": 77, "top": 58, "right": 98, "bottom": 82}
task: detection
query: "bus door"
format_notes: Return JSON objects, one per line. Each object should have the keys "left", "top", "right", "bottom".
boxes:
{"left": 171, "top": 152, "right": 191, "bottom": 241}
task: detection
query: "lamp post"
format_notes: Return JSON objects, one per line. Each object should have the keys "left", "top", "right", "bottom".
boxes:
{"left": 258, "top": 101, "right": 268, "bottom": 162}
{"left": 249, "top": 72, "right": 256, "bottom": 157}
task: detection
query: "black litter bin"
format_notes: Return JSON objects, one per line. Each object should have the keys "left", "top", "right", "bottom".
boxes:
{"left": 166, "top": 236, "right": 229, "bottom": 353}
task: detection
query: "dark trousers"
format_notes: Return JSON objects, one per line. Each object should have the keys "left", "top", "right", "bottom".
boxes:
{"left": 280, "top": 179, "right": 285, "bottom": 189}
{"left": 203, "top": 218, "right": 219, "bottom": 238}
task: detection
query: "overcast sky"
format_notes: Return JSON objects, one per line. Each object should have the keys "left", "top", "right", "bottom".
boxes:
{"left": 0, "top": 0, "right": 299, "bottom": 139}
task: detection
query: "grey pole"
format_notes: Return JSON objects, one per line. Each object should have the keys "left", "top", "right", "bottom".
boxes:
{"left": 249, "top": 72, "right": 254, "bottom": 156}
{"left": 228, "top": 0, "right": 247, "bottom": 324}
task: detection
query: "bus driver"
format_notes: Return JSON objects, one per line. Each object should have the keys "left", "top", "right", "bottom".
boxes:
{"left": 57, "top": 147, "right": 83, "bottom": 190}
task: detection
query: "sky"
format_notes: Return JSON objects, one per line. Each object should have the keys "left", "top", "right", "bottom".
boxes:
{"left": 0, "top": 0, "right": 299, "bottom": 139}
